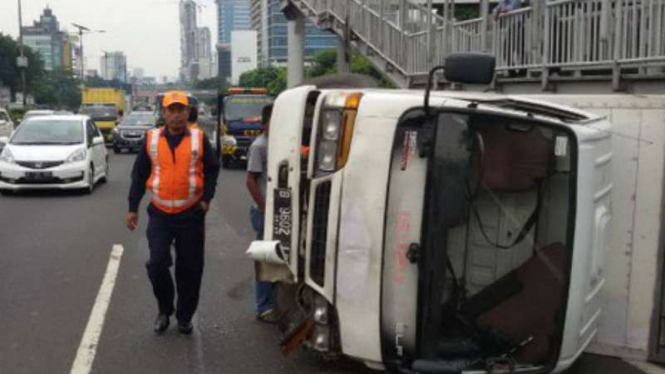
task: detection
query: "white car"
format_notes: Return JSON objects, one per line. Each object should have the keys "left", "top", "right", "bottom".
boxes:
{"left": 0, "top": 115, "right": 109, "bottom": 194}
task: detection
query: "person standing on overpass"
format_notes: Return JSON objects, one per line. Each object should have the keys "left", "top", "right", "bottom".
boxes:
{"left": 126, "top": 90, "right": 220, "bottom": 334}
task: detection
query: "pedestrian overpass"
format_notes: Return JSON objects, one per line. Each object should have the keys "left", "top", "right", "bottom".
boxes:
{"left": 280, "top": 0, "right": 665, "bottom": 94}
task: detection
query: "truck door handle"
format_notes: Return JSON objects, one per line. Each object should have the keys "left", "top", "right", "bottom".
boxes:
{"left": 407, "top": 243, "right": 420, "bottom": 264}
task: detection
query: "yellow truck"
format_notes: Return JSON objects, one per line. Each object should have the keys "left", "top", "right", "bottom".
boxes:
{"left": 80, "top": 88, "right": 125, "bottom": 143}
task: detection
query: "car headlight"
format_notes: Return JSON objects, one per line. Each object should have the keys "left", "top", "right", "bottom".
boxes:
{"left": 0, "top": 147, "right": 15, "bottom": 164}
{"left": 66, "top": 148, "right": 87, "bottom": 163}
{"left": 112, "top": 127, "right": 119, "bottom": 134}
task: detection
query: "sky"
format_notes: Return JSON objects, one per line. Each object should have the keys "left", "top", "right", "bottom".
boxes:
{"left": 0, "top": 0, "right": 217, "bottom": 80}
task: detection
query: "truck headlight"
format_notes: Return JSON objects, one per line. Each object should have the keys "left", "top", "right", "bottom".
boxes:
{"left": 315, "top": 93, "right": 362, "bottom": 174}
{"left": 66, "top": 148, "right": 87, "bottom": 163}
{"left": 0, "top": 148, "right": 15, "bottom": 164}
{"left": 221, "top": 135, "right": 237, "bottom": 147}
{"left": 317, "top": 139, "right": 338, "bottom": 172}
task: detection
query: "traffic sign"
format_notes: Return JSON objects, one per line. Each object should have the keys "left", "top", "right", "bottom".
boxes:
{"left": 17, "top": 56, "right": 29, "bottom": 68}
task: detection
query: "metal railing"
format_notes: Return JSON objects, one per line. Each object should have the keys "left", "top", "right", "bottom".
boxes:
{"left": 289, "top": 0, "right": 665, "bottom": 86}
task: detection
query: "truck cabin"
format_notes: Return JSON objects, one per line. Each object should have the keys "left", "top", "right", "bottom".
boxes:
{"left": 217, "top": 87, "right": 273, "bottom": 167}
{"left": 257, "top": 54, "right": 611, "bottom": 374}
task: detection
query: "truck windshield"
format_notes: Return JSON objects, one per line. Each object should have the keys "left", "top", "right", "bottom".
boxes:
{"left": 80, "top": 104, "right": 117, "bottom": 121}
{"left": 385, "top": 110, "right": 576, "bottom": 370}
{"left": 224, "top": 95, "right": 271, "bottom": 121}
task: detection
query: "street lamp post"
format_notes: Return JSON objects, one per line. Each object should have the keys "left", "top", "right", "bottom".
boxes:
{"left": 17, "top": 0, "right": 27, "bottom": 108}
{"left": 71, "top": 23, "right": 105, "bottom": 84}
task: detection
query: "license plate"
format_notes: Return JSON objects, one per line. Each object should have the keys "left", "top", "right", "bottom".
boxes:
{"left": 273, "top": 188, "right": 292, "bottom": 257}
{"left": 25, "top": 171, "right": 52, "bottom": 180}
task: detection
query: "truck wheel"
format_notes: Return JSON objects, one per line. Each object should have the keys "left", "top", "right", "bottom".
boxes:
{"left": 113, "top": 146, "right": 121, "bottom": 154}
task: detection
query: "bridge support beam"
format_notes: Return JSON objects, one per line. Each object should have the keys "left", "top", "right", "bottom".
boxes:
{"left": 287, "top": 12, "right": 305, "bottom": 88}
{"left": 337, "top": 38, "right": 348, "bottom": 73}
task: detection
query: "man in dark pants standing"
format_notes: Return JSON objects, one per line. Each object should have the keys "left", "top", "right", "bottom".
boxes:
{"left": 126, "top": 91, "right": 220, "bottom": 334}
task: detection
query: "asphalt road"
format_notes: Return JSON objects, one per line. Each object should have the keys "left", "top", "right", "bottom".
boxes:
{"left": 0, "top": 154, "right": 649, "bottom": 374}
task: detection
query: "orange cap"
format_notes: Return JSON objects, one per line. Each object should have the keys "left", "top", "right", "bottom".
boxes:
{"left": 162, "top": 91, "right": 189, "bottom": 108}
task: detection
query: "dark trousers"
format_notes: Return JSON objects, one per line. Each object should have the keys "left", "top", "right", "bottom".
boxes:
{"left": 146, "top": 205, "right": 205, "bottom": 323}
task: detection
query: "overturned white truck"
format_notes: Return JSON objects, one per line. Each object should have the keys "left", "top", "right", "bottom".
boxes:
{"left": 247, "top": 54, "right": 612, "bottom": 374}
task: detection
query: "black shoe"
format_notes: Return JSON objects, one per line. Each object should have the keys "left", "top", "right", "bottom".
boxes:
{"left": 153, "top": 314, "right": 170, "bottom": 334}
{"left": 178, "top": 320, "right": 193, "bottom": 334}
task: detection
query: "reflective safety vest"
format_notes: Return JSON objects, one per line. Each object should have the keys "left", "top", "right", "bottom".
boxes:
{"left": 146, "top": 128, "right": 204, "bottom": 214}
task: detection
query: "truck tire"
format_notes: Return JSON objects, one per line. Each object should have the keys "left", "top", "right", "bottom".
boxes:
{"left": 221, "top": 155, "right": 231, "bottom": 169}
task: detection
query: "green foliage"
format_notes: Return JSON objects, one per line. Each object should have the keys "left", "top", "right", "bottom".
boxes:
{"left": 0, "top": 33, "right": 45, "bottom": 101}
{"left": 349, "top": 54, "right": 396, "bottom": 88}
{"left": 33, "top": 69, "right": 82, "bottom": 110}
{"left": 238, "top": 66, "right": 287, "bottom": 96}
{"left": 193, "top": 77, "right": 226, "bottom": 91}
{"left": 455, "top": 5, "right": 481, "bottom": 21}
{"left": 306, "top": 49, "right": 337, "bottom": 78}
{"left": 235, "top": 49, "right": 397, "bottom": 97}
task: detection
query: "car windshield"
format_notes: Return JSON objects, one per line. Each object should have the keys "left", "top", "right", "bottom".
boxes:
{"left": 10, "top": 119, "right": 83, "bottom": 145}
{"left": 120, "top": 113, "right": 155, "bottom": 126}
{"left": 224, "top": 95, "right": 271, "bottom": 121}
{"left": 80, "top": 104, "right": 117, "bottom": 121}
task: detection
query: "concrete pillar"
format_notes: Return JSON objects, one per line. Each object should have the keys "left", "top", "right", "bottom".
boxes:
{"left": 287, "top": 13, "right": 305, "bottom": 88}
{"left": 480, "top": 0, "right": 489, "bottom": 52}
{"left": 337, "top": 38, "right": 348, "bottom": 73}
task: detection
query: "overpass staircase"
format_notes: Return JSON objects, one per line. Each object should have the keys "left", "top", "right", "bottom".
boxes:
{"left": 282, "top": 0, "right": 665, "bottom": 93}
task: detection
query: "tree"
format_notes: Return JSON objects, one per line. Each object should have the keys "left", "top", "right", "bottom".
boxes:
{"left": 0, "top": 33, "right": 45, "bottom": 100}
{"left": 238, "top": 66, "right": 286, "bottom": 96}
{"left": 193, "top": 77, "right": 225, "bottom": 91}
{"left": 306, "top": 49, "right": 337, "bottom": 78}
{"left": 33, "top": 69, "right": 81, "bottom": 110}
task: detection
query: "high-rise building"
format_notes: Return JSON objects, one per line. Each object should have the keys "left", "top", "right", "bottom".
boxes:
{"left": 216, "top": 0, "right": 251, "bottom": 82}
{"left": 180, "top": 1, "right": 216, "bottom": 82}
{"left": 217, "top": 0, "right": 251, "bottom": 44}
{"left": 249, "top": 0, "right": 338, "bottom": 65}
{"left": 250, "top": 0, "right": 269, "bottom": 65}
{"left": 180, "top": 0, "right": 199, "bottom": 81}
{"left": 22, "top": 7, "right": 66, "bottom": 71}
{"left": 100, "top": 52, "right": 128, "bottom": 82}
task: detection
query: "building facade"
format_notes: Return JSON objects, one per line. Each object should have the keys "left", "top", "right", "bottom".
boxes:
{"left": 231, "top": 31, "right": 258, "bottom": 84}
{"left": 100, "top": 52, "right": 127, "bottom": 82}
{"left": 22, "top": 7, "right": 66, "bottom": 71}
{"left": 180, "top": 0, "right": 216, "bottom": 82}
{"left": 217, "top": 0, "right": 251, "bottom": 44}
{"left": 216, "top": 0, "right": 252, "bottom": 82}
{"left": 249, "top": 0, "right": 338, "bottom": 66}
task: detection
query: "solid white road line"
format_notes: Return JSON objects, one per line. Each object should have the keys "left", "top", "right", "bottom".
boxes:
{"left": 69, "top": 244, "right": 124, "bottom": 374}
